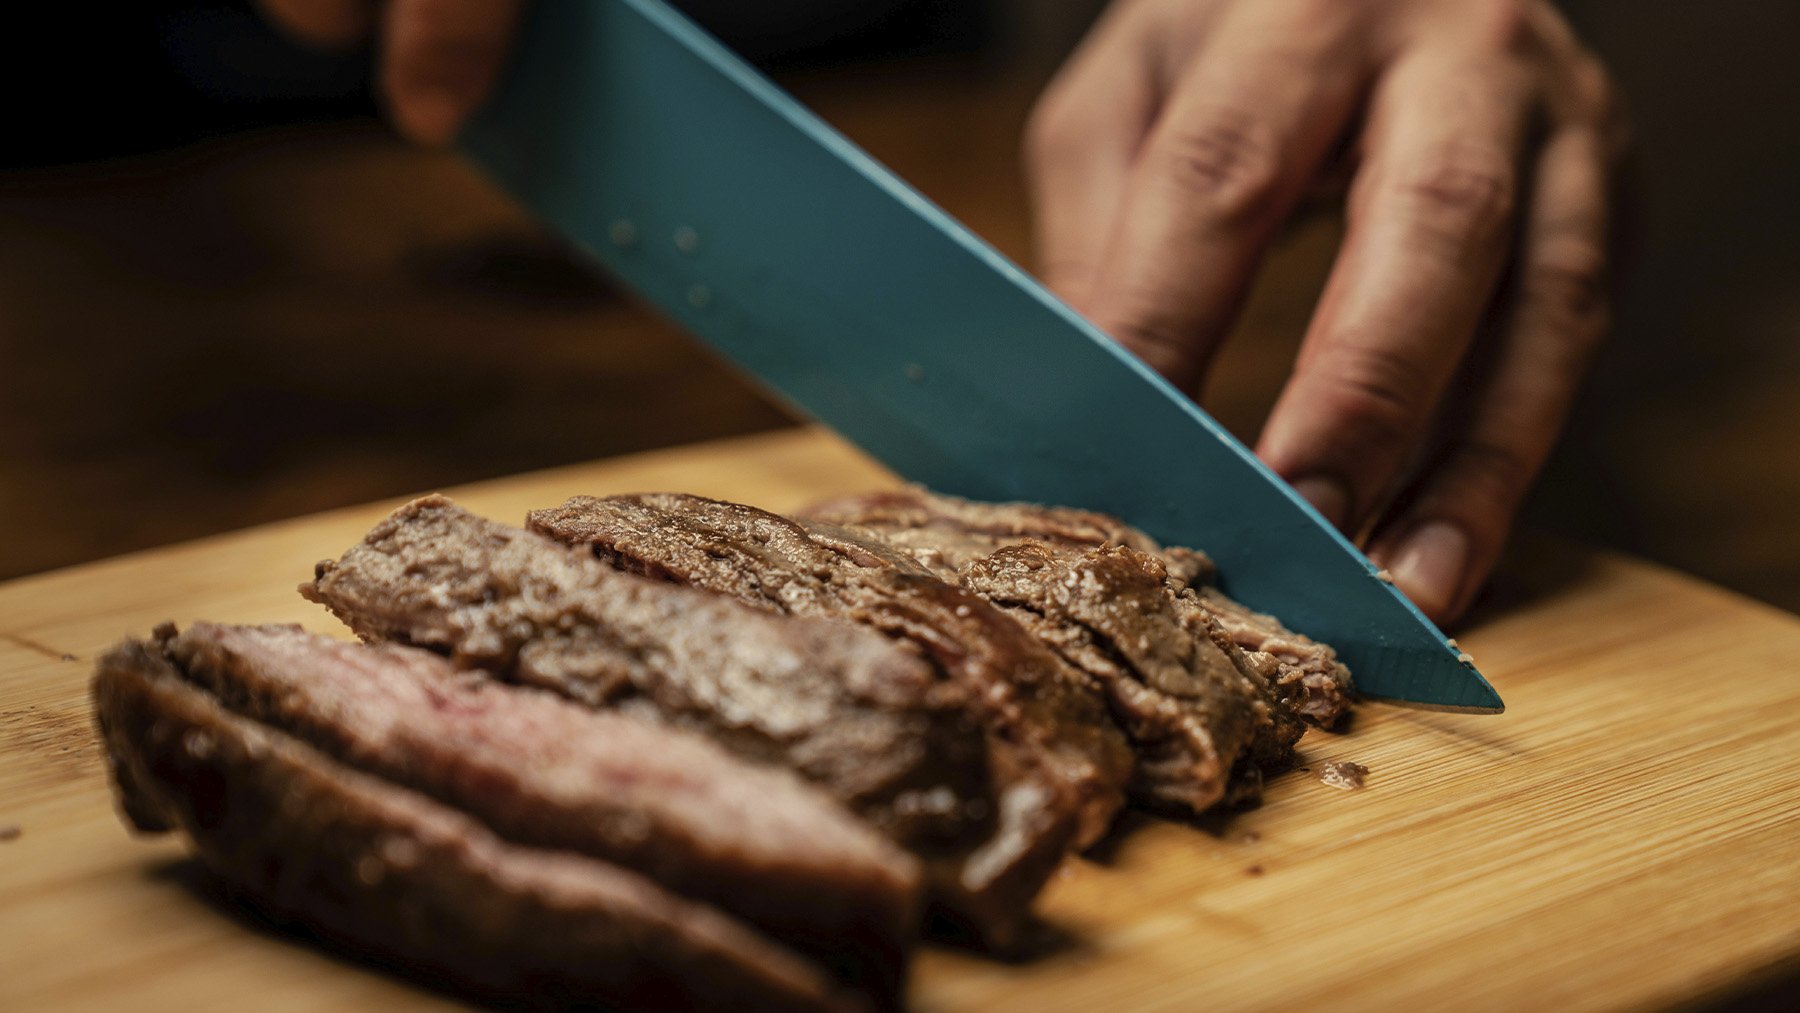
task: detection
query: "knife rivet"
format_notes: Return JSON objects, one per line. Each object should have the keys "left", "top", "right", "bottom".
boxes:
{"left": 608, "top": 219, "right": 639, "bottom": 250}
{"left": 673, "top": 226, "right": 700, "bottom": 254}
{"left": 686, "top": 283, "right": 713, "bottom": 309}
{"left": 904, "top": 363, "right": 925, "bottom": 382}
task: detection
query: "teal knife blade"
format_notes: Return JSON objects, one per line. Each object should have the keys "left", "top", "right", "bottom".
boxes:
{"left": 460, "top": 0, "right": 1502, "bottom": 712}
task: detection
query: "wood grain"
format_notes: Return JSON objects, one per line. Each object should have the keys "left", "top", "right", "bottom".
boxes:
{"left": 3, "top": 428, "right": 1798, "bottom": 1011}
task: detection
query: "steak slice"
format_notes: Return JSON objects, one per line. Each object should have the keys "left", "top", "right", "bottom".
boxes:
{"left": 91, "top": 638, "right": 853, "bottom": 1013}
{"left": 799, "top": 486, "right": 1217, "bottom": 589}
{"left": 800, "top": 487, "right": 1354, "bottom": 729}
{"left": 1183, "top": 587, "right": 1355, "bottom": 728}
{"left": 303, "top": 496, "right": 1068, "bottom": 950}
{"left": 159, "top": 621, "right": 918, "bottom": 999}
{"left": 956, "top": 543, "right": 1303, "bottom": 813}
{"left": 526, "top": 492, "right": 1134, "bottom": 856}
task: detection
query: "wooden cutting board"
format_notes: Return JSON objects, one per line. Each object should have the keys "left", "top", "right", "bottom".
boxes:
{"left": 4, "top": 427, "right": 1798, "bottom": 1011}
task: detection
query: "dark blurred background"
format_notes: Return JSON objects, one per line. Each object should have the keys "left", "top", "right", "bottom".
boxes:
{"left": 1, "top": 1, "right": 1795, "bottom": 617}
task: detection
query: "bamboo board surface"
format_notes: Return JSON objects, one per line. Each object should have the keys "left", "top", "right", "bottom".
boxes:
{"left": 3, "top": 427, "right": 1799, "bottom": 1011}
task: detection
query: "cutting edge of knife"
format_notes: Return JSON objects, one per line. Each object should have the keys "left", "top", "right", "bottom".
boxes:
{"left": 1360, "top": 695, "right": 1505, "bottom": 715}
{"left": 776, "top": 93, "right": 1512, "bottom": 714}
{"left": 462, "top": 0, "right": 1505, "bottom": 714}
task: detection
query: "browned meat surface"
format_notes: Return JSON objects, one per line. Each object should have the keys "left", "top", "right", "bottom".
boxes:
{"left": 91, "top": 638, "right": 855, "bottom": 1013}
{"left": 527, "top": 493, "right": 1134, "bottom": 856}
{"left": 801, "top": 486, "right": 1216, "bottom": 588}
{"left": 956, "top": 543, "right": 1303, "bottom": 813}
{"left": 160, "top": 621, "right": 918, "bottom": 997}
{"left": 302, "top": 497, "right": 977, "bottom": 843}
{"left": 1184, "top": 588, "right": 1355, "bottom": 727}
{"left": 306, "top": 496, "right": 1080, "bottom": 950}
{"left": 526, "top": 493, "right": 1136, "bottom": 947}
{"left": 800, "top": 487, "right": 1354, "bottom": 729}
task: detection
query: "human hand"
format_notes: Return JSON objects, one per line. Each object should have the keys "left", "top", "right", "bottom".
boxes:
{"left": 256, "top": 0, "right": 528, "bottom": 144}
{"left": 1026, "top": 0, "right": 1629, "bottom": 624}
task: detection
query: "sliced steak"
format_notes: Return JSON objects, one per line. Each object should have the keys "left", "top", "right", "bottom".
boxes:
{"left": 91, "top": 639, "right": 853, "bottom": 1013}
{"left": 526, "top": 492, "right": 1134, "bottom": 856}
{"left": 800, "top": 486, "right": 1216, "bottom": 588}
{"left": 1183, "top": 587, "right": 1355, "bottom": 728}
{"left": 159, "top": 621, "right": 917, "bottom": 998}
{"left": 801, "top": 487, "right": 1354, "bottom": 729}
{"left": 957, "top": 543, "right": 1303, "bottom": 813}
{"left": 304, "top": 496, "right": 1073, "bottom": 950}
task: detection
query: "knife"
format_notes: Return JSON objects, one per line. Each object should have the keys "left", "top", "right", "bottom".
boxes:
{"left": 460, "top": 0, "right": 1503, "bottom": 713}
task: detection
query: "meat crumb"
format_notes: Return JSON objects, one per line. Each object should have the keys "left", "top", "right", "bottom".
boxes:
{"left": 1318, "top": 761, "right": 1369, "bottom": 791}
{"left": 1456, "top": 652, "right": 1475, "bottom": 664}
{"left": 1375, "top": 569, "right": 1395, "bottom": 583}
{"left": 0, "top": 825, "right": 20, "bottom": 842}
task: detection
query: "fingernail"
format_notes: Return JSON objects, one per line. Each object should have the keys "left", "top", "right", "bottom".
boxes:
{"left": 1290, "top": 476, "right": 1350, "bottom": 530}
{"left": 393, "top": 89, "right": 466, "bottom": 146}
{"left": 1387, "top": 521, "right": 1469, "bottom": 619}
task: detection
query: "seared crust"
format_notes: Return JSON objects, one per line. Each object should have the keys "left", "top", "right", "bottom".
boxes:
{"left": 800, "top": 487, "right": 1354, "bottom": 729}
{"left": 311, "top": 495, "right": 1081, "bottom": 951}
{"left": 529, "top": 492, "right": 1137, "bottom": 947}
{"left": 303, "top": 497, "right": 983, "bottom": 849}
{"left": 91, "top": 639, "right": 855, "bottom": 1012}
{"left": 957, "top": 543, "right": 1303, "bottom": 813}
{"left": 159, "top": 621, "right": 919, "bottom": 998}
{"left": 800, "top": 486, "right": 1218, "bottom": 588}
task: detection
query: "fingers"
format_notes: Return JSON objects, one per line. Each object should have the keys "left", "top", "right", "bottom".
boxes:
{"left": 1256, "top": 50, "right": 1535, "bottom": 535}
{"left": 1025, "top": 5, "right": 1164, "bottom": 310}
{"left": 257, "top": 0, "right": 526, "bottom": 145}
{"left": 1368, "top": 126, "right": 1613, "bottom": 621}
{"left": 380, "top": 0, "right": 529, "bottom": 145}
{"left": 1078, "top": 2, "right": 1372, "bottom": 390}
{"left": 256, "top": 0, "right": 376, "bottom": 48}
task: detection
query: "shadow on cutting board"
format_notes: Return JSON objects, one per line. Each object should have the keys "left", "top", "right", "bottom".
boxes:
{"left": 1462, "top": 534, "right": 1607, "bottom": 630}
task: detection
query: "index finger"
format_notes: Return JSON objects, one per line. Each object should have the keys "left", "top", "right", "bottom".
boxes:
{"left": 381, "top": 0, "right": 529, "bottom": 145}
{"left": 1080, "top": 4, "right": 1372, "bottom": 390}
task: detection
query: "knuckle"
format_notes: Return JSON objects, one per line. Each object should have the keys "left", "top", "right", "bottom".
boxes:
{"left": 1151, "top": 107, "right": 1286, "bottom": 228}
{"left": 1388, "top": 148, "right": 1518, "bottom": 253}
{"left": 1312, "top": 343, "right": 1429, "bottom": 452}
{"left": 1117, "top": 316, "right": 1202, "bottom": 381}
{"left": 1092, "top": 295, "right": 1206, "bottom": 383}
{"left": 1524, "top": 238, "right": 1612, "bottom": 344}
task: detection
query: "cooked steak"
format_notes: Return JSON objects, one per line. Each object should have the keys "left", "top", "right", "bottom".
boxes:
{"left": 159, "top": 621, "right": 918, "bottom": 998}
{"left": 800, "top": 487, "right": 1354, "bottom": 729}
{"left": 91, "top": 638, "right": 855, "bottom": 1013}
{"left": 526, "top": 492, "right": 1134, "bottom": 854}
{"left": 1181, "top": 588, "right": 1355, "bottom": 728}
{"left": 799, "top": 486, "right": 1217, "bottom": 589}
{"left": 304, "top": 496, "right": 1077, "bottom": 949}
{"left": 956, "top": 542, "right": 1303, "bottom": 813}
